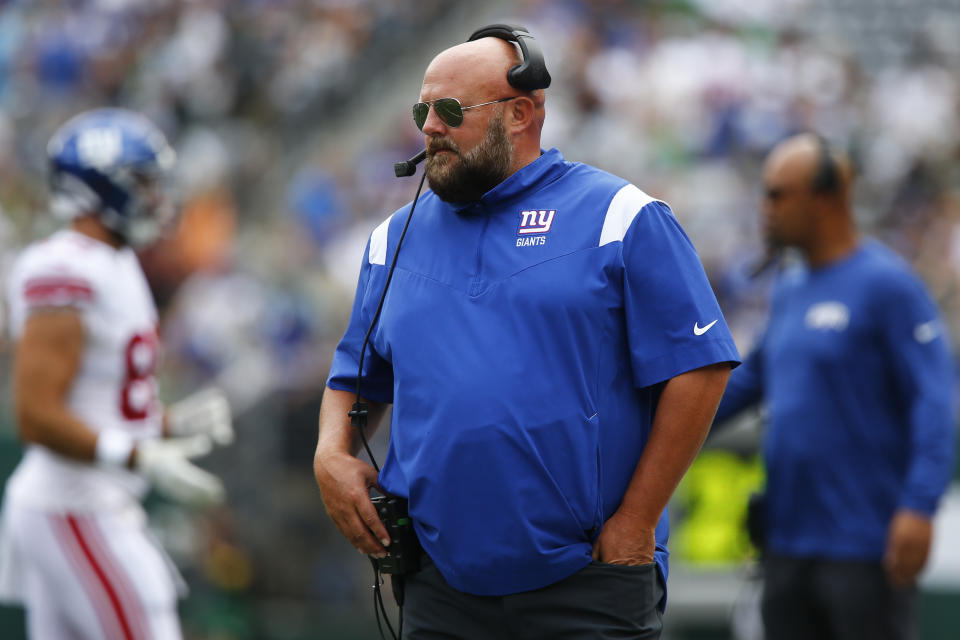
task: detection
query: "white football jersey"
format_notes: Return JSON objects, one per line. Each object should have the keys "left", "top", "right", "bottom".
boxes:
{"left": 4, "top": 229, "right": 163, "bottom": 510}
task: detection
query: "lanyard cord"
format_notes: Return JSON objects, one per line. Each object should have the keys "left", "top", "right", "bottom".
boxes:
{"left": 372, "top": 559, "right": 399, "bottom": 639}
{"left": 353, "top": 160, "right": 426, "bottom": 640}
{"left": 351, "top": 168, "right": 428, "bottom": 472}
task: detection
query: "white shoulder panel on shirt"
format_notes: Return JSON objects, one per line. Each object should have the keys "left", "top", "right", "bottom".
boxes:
{"left": 6, "top": 230, "right": 114, "bottom": 338}
{"left": 14, "top": 231, "right": 104, "bottom": 287}
{"left": 368, "top": 215, "right": 393, "bottom": 266}
{"left": 598, "top": 184, "right": 664, "bottom": 247}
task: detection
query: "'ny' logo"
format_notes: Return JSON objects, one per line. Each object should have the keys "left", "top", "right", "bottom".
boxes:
{"left": 518, "top": 210, "right": 556, "bottom": 235}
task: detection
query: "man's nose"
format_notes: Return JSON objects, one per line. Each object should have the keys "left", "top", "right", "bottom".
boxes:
{"left": 420, "top": 105, "right": 448, "bottom": 137}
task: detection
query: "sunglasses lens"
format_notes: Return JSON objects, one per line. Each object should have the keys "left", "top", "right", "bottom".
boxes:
{"left": 413, "top": 103, "right": 429, "bottom": 131}
{"left": 412, "top": 99, "right": 464, "bottom": 130}
{"left": 435, "top": 99, "right": 464, "bottom": 127}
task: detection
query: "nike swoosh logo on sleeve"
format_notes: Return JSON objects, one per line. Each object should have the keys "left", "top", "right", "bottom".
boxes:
{"left": 914, "top": 320, "right": 939, "bottom": 344}
{"left": 694, "top": 320, "right": 718, "bottom": 336}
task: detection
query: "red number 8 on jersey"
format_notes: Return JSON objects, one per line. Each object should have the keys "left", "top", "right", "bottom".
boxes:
{"left": 121, "top": 330, "right": 160, "bottom": 420}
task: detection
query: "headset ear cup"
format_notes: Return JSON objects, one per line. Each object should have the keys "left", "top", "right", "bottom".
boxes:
{"left": 507, "top": 67, "right": 527, "bottom": 91}
{"left": 467, "top": 23, "right": 551, "bottom": 92}
{"left": 508, "top": 31, "right": 552, "bottom": 91}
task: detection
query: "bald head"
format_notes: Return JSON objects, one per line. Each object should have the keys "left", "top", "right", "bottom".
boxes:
{"left": 764, "top": 133, "right": 852, "bottom": 202}
{"left": 420, "top": 38, "right": 546, "bottom": 130}
{"left": 423, "top": 38, "right": 519, "bottom": 103}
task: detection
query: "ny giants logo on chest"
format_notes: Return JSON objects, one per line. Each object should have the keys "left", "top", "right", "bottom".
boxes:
{"left": 516, "top": 209, "right": 555, "bottom": 247}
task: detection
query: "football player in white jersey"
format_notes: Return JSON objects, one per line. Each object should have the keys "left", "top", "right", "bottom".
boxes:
{"left": 0, "top": 108, "right": 234, "bottom": 639}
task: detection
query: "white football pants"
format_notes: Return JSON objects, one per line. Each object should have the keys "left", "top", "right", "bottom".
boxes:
{"left": 4, "top": 504, "right": 183, "bottom": 639}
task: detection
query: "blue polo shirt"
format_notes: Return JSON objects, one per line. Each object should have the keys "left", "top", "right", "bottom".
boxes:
{"left": 328, "top": 149, "right": 740, "bottom": 596}
{"left": 715, "top": 241, "right": 956, "bottom": 559}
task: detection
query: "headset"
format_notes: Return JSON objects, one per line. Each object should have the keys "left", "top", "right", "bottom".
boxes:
{"left": 811, "top": 135, "right": 840, "bottom": 194}
{"left": 467, "top": 23, "right": 552, "bottom": 92}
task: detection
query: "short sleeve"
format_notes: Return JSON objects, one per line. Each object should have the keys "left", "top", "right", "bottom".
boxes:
{"left": 22, "top": 274, "right": 94, "bottom": 309}
{"left": 326, "top": 238, "right": 395, "bottom": 403}
{"left": 621, "top": 201, "right": 740, "bottom": 388}
{"left": 7, "top": 241, "right": 99, "bottom": 338}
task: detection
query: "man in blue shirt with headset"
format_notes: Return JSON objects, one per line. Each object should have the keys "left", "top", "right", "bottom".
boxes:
{"left": 314, "top": 25, "right": 740, "bottom": 638}
{"left": 714, "top": 134, "right": 956, "bottom": 640}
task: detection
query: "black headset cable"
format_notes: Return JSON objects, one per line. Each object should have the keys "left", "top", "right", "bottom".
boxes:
{"left": 351, "top": 168, "right": 428, "bottom": 472}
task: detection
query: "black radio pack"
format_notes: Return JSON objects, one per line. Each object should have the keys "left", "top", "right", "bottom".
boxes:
{"left": 372, "top": 495, "right": 421, "bottom": 575}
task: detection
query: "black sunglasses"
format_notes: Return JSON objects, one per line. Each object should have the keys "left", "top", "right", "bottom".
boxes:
{"left": 413, "top": 96, "right": 518, "bottom": 131}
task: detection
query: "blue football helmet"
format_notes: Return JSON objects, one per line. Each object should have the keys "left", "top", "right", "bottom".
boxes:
{"left": 47, "top": 108, "right": 177, "bottom": 247}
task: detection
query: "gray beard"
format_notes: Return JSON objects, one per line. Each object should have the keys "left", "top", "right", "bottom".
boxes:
{"left": 426, "top": 115, "right": 513, "bottom": 203}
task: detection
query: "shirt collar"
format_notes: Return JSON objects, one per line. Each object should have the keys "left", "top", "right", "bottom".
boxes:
{"left": 451, "top": 148, "right": 567, "bottom": 215}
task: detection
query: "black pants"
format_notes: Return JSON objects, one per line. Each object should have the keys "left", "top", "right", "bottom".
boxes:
{"left": 762, "top": 554, "right": 916, "bottom": 640}
{"left": 403, "top": 556, "right": 664, "bottom": 639}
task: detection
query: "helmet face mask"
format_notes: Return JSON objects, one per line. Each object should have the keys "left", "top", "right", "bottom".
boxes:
{"left": 47, "top": 108, "right": 177, "bottom": 248}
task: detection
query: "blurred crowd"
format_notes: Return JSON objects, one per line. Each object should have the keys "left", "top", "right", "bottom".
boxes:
{"left": 1, "top": 0, "right": 959, "bottom": 637}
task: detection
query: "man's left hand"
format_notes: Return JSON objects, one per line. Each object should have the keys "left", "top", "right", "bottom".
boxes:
{"left": 591, "top": 510, "right": 656, "bottom": 566}
{"left": 884, "top": 508, "right": 933, "bottom": 588}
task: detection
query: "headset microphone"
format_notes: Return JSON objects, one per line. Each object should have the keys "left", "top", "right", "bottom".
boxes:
{"left": 394, "top": 149, "right": 427, "bottom": 178}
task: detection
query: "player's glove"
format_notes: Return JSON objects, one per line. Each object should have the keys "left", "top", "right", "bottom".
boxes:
{"left": 165, "top": 387, "right": 234, "bottom": 446}
{"left": 97, "top": 429, "right": 225, "bottom": 506}
{"left": 134, "top": 435, "right": 225, "bottom": 506}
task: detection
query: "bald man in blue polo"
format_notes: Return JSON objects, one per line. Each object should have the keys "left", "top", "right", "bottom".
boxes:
{"left": 315, "top": 30, "right": 739, "bottom": 639}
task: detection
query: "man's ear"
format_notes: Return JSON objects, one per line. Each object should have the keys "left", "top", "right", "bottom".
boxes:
{"left": 507, "top": 96, "right": 536, "bottom": 133}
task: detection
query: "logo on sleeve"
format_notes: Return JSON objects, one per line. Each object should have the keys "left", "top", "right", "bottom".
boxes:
{"left": 516, "top": 209, "right": 555, "bottom": 247}
{"left": 914, "top": 320, "right": 939, "bottom": 344}
{"left": 693, "top": 319, "right": 718, "bottom": 336}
